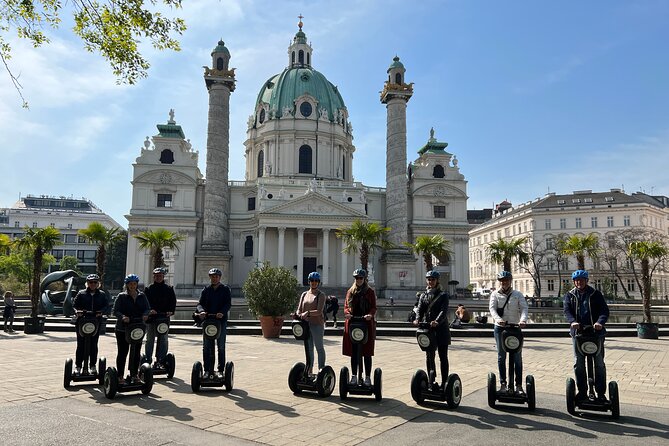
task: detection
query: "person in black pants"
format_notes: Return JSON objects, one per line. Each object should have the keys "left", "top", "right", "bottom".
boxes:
{"left": 413, "top": 270, "right": 451, "bottom": 388}
{"left": 144, "top": 267, "right": 177, "bottom": 368}
{"left": 196, "top": 268, "right": 232, "bottom": 378}
{"left": 112, "top": 274, "right": 150, "bottom": 384}
{"left": 72, "top": 274, "right": 109, "bottom": 375}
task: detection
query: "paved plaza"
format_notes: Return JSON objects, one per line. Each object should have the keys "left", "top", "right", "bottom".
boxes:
{"left": 0, "top": 330, "right": 667, "bottom": 445}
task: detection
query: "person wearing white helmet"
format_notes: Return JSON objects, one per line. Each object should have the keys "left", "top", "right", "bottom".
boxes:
{"left": 196, "top": 268, "right": 232, "bottom": 378}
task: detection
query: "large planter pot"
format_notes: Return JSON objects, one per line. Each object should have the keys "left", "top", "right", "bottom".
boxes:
{"left": 636, "top": 322, "right": 659, "bottom": 339}
{"left": 259, "top": 316, "right": 284, "bottom": 338}
{"left": 23, "top": 316, "right": 46, "bottom": 334}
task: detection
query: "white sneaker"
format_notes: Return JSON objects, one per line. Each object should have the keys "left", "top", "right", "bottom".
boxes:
{"left": 499, "top": 383, "right": 508, "bottom": 393}
{"left": 363, "top": 376, "right": 372, "bottom": 386}
{"left": 349, "top": 376, "right": 357, "bottom": 385}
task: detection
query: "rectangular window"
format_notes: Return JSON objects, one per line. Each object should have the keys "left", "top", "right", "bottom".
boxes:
{"left": 433, "top": 205, "right": 446, "bottom": 218}
{"left": 627, "top": 279, "right": 635, "bottom": 292}
{"left": 575, "top": 217, "right": 582, "bottom": 229}
{"left": 504, "top": 228, "right": 510, "bottom": 237}
{"left": 483, "top": 235, "right": 488, "bottom": 243}
{"left": 544, "top": 219, "right": 551, "bottom": 230}
{"left": 623, "top": 215, "right": 630, "bottom": 226}
{"left": 560, "top": 218, "right": 566, "bottom": 229}
{"left": 51, "top": 249, "right": 64, "bottom": 260}
{"left": 77, "top": 250, "right": 96, "bottom": 263}
{"left": 67, "top": 224, "right": 72, "bottom": 229}
{"left": 547, "top": 280, "right": 555, "bottom": 292}
{"left": 157, "top": 193, "right": 173, "bottom": 208}
{"left": 572, "top": 198, "right": 581, "bottom": 204}
{"left": 605, "top": 196, "right": 614, "bottom": 202}
{"left": 591, "top": 217, "right": 598, "bottom": 228}
{"left": 32, "top": 222, "right": 38, "bottom": 228}
{"left": 14, "top": 221, "right": 19, "bottom": 228}
{"left": 557, "top": 200, "right": 566, "bottom": 205}
{"left": 64, "top": 249, "right": 77, "bottom": 258}
{"left": 584, "top": 198, "right": 593, "bottom": 203}
{"left": 244, "top": 236, "right": 253, "bottom": 257}
{"left": 595, "top": 279, "right": 602, "bottom": 290}
{"left": 561, "top": 259, "right": 569, "bottom": 271}
{"left": 546, "top": 237, "right": 555, "bottom": 250}
{"left": 64, "top": 234, "right": 78, "bottom": 243}
{"left": 607, "top": 216, "right": 614, "bottom": 227}
{"left": 247, "top": 197, "right": 256, "bottom": 211}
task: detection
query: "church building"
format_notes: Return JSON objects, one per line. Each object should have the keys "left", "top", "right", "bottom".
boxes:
{"left": 125, "top": 21, "right": 470, "bottom": 298}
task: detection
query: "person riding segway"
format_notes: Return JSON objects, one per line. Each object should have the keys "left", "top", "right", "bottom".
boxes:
{"left": 142, "top": 267, "right": 177, "bottom": 379}
{"left": 487, "top": 271, "right": 535, "bottom": 409}
{"left": 339, "top": 269, "right": 381, "bottom": 401}
{"left": 564, "top": 269, "right": 619, "bottom": 418}
{"left": 411, "top": 270, "right": 462, "bottom": 408}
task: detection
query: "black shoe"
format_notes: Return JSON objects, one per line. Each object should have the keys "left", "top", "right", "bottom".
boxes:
{"left": 575, "top": 392, "right": 587, "bottom": 403}
{"left": 596, "top": 394, "right": 608, "bottom": 403}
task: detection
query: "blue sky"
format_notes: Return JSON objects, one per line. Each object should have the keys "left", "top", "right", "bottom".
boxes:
{"left": 2, "top": 0, "right": 668, "bottom": 226}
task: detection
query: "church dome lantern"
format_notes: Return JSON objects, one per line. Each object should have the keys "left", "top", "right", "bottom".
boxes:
{"left": 212, "top": 39, "right": 231, "bottom": 71}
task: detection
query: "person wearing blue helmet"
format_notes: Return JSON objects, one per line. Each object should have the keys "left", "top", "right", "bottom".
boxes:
{"left": 296, "top": 271, "right": 327, "bottom": 376}
{"left": 343, "top": 268, "right": 377, "bottom": 386}
{"left": 196, "top": 267, "right": 232, "bottom": 378}
{"left": 564, "top": 269, "right": 610, "bottom": 402}
{"left": 112, "top": 274, "right": 150, "bottom": 384}
{"left": 489, "top": 271, "right": 529, "bottom": 395}
{"left": 413, "top": 270, "right": 450, "bottom": 389}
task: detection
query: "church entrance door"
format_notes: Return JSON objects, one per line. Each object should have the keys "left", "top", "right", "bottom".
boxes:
{"left": 303, "top": 257, "right": 317, "bottom": 285}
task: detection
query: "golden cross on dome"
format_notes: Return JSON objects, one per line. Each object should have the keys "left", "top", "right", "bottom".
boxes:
{"left": 298, "top": 14, "right": 304, "bottom": 30}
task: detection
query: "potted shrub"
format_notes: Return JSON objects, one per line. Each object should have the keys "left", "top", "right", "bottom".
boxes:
{"left": 627, "top": 240, "right": 668, "bottom": 339}
{"left": 242, "top": 263, "right": 299, "bottom": 338}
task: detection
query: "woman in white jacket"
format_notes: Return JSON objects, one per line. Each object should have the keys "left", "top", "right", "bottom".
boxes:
{"left": 489, "top": 271, "right": 529, "bottom": 395}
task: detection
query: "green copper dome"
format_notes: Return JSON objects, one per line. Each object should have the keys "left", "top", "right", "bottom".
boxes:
{"left": 387, "top": 56, "right": 404, "bottom": 72}
{"left": 255, "top": 67, "right": 346, "bottom": 121}
{"left": 212, "top": 40, "right": 230, "bottom": 56}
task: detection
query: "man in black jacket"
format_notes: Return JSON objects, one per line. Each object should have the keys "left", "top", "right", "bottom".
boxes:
{"left": 72, "top": 274, "right": 109, "bottom": 375}
{"left": 144, "top": 267, "right": 177, "bottom": 368}
{"left": 196, "top": 268, "right": 232, "bottom": 378}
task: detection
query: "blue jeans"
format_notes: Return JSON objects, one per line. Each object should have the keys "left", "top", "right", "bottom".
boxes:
{"left": 203, "top": 320, "right": 227, "bottom": 373}
{"left": 494, "top": 325, "right": 523, "bottom": 386}
{"left": 306, "top": 323, "right": 326, "bottom": 371}
{"left": 573, "top": 336, "right": 607, "bottom": 395}
{"left": 144, "top": 323, "right": 169, "bottom": 362}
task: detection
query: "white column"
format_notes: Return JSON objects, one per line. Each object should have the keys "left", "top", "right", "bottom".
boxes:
{"left": 322, "top": 228, "right": 330, "bottom": 286}
{"left": 258, "top": 226, "right": 266, "bottom": 262}
{"left": 340, "top": 237, "right": 348, "bottom": 286}
{"left": 277, "top": 226, "right": 286, "bottom": 267}
{"left": 297, "top": 227, "right": 305, "bottom": 283}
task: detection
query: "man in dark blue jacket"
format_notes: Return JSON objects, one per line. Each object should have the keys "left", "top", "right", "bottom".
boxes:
{"left": 563, "top": 269, "right": 610, "bottom": 402}
{"left": 144, "top": 267, "right": 177, "bottom": 368}
{"left": 72, "top": 274, "right": 109, "bottom": 375}
{"left": 196, "top": 268, "right": 232, "bottom": 378}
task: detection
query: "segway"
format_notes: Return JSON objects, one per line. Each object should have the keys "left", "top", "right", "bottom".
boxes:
{"left": 63, "top": 311, "right": 106, "bottom": 388}
{"left": 191, "top": 314, "right": 234, "bottom": 392}
{"left": 410, "top": 322, "right": 462, "bottom": 408}
{"left": 140, "top": 312, "right": 176, "bottom": 379}
{"left": 287, "top": 315, "right": 336, "bottom": 397}
{"left": 566, "top": 325, "right": 620, "bottom": 419}
{"left": 103, "top": 318, "right": 153, "bottom": 399}
{"left": 339, "top": 316, "right": 382, "bottom": 401}
{"left": 487, "top": 323, "right": 536, "bottom": 410}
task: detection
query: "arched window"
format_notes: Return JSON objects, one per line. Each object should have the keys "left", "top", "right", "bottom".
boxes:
{"left": 259, "top": 108, "right": 265, "bottom": 124}
{"left": 298, "top": 50, "right": 304, "bottom": 65}
{"left": 159, "top": 149, "right": 174, "bottom": 164}
{"left": 291, "top": 51, "right": 295, "bottom": 65}
{"left": 395, "top": 73, "right": 402, "bottom": 84}
{"left": 244, "top": 236, "right": 253, "bottom": 257}
{"left": 217, "top": 57, "right": 225, "bottom": 70}
{"left": 257, "top": 150, "right": 264, "bottom": 178}
{"left": 342, "top": 155, "right": 346, "bottom": 180}
{"left": 299, "top": 145, "right": 312, "bottom": 174}
{"left": 307, "top": 52, "right": 310, "bottom": 65}
{"left": 433, "top": 164, "right": 445, "bottom": 178}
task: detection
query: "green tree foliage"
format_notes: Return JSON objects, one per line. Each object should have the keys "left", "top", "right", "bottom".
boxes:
{"left": 405, "top": 234, "right": 451, "bottom": 272}
{"left": 59, "top": 255, "right": 80, "bottom": 273}
{"left": 13, "top": 226, "right": 61, "bottom": 316}
{"left": 559, "top": 233, "right": 599, "bottom": 271}
{"left": 0, "top": 233, "right": 11, "bottom": 255}
{"left": 627, "top": 240, "right": 668, "bottom": 323}
{"left": 336, "top": 219, "right": 393, "bottom": 272}
{"left": 1, "top": 0, "right": 186, "bottom": 106}
{"left": 78, "top": 222, "right": 124, "bottom": 284}
{"left": 242, "top": 262, "right": 300, "bottom": 317}
{"left": 104, "top": 230, "right": 127, "bottom": 289}
{"left": 486, "top": 237, "right": 529, "bottom": 272}
{"left": 133, "top": 228, "right": 184, "bottom": 269}
{"left": 0, "top": 250, "right": 32, "bottom": 294}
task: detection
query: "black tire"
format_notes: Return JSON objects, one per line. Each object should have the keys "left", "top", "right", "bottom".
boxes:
{"left": 373, "top": 368, "right": 383, "bottom": 402}
{"left": 487, "top": 372, "right": 496, "bottom": 408}
{"left": 140, "top": 363, "right": 153, "bottom": 395}
{"left": 224, "top": 361, "right": 234, "bottom": 391}
{"left": 317, "top": 365, "right": 336, "bottom": 397}
{"left": 98, "top": 357, "right": 106, "bottom": 386}
{"left": 165, "top": 353, "right": 176, "bottom": 379}
{"left": 103, "top": 367, "right": 118, "bottom": 399}
{"left": 191, "top": 362, "right": 203, "bottom": 393}
{"left": 526, "top": 375, "right": 536, "bottom": 411}
{"left": 339, "top": 367, "right": 350, "bottom": 400}
{"left": 566, "top": 377, "right": 576, "bottom": 415}
{"left": 445, "top": 373, "right": 462, "bottom": 409}
{"left": 411, "top": 369, "right": 428, "bottom": 404}
{"left": 609, "top": 381, "right": 620, "bottom": 419}
{"left": 63, "top": 358, "right": 73, "bottom": 389}
{"left": 288, "top": 362, "right": 305, "bottom": 394}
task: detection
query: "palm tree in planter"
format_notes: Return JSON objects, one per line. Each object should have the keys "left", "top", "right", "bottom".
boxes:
{"left": 405, "top": 235, "right": 452, "bottom": 273}
{"left": 486, "top": 237, "right": 529, "bottom": 273}
{"left": 14, "top": 226, "right": 62, "bottom": 333}
{"left": 242, "top": 263, "right": 300, "bottom": 338}
{"left": 560, "top": 233, "right": 600, "bottom": 270}
{"left": 78, "top": 222, "right": 124, "bottom": 285}
{"left": 336, "top": 219, "right": 393, "bottom": 273}
{"left": 627, "top": 240, "right": 668, "bottom": 339}
{"left": 134, "top": 228, "right": 185, "bottom": 269}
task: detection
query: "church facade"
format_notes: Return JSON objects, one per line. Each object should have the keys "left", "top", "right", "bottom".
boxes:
{"left": 126, "top": 23, "right": 470, "bottom": 298}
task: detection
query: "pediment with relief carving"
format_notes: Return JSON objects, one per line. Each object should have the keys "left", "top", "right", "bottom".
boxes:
{"left": 261, "top": 192, "right": 365, "bottom": 218}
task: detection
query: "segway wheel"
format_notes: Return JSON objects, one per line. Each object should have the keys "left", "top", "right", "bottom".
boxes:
{"left": 103, "top": 367, "right": 118, "bottom": 399}
{"left": 445, "top": 373, "right": 462, "bottom": 409}
{"left": 339, "top": 367, "right": 350, "bottom": 400}
{"left": 317, "top": 365, "right": 336, "bottom": 397}
{"left": 566, "top": 377, "right": 576, "bottom": 415}
{"left": 373, "top": 368, "right": 383, "bottom": 402}
{"left": 139, "top": 363, "right": 153, "bottom": 395}
{"left": 288, "top": 362, "right": 305, "bottom": 394}
{"left": 609, "top": 381, "right": 620, "bottom": 419}
{"left": 191, "top": 361, "right": 203, "bottom": 393}
{"left": 411, "top": 369, "right": 428, "bottom": 404}
{"left": 98, "top": 357, "right": 106, "bottom": 386}
{"left": 165, "top": 353, "right": 176, "bottom": 379}
{"left": 487, "top": 372, "right": 496, "bottom": 408}
{"left": 526, "top": 375, "right": 536, "bottom": 411}
{"left": 63, "top": 358, "right": 73, "bottom": 389}
{"left": 224, "top": 361, "right": 234, "bottom": 391}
